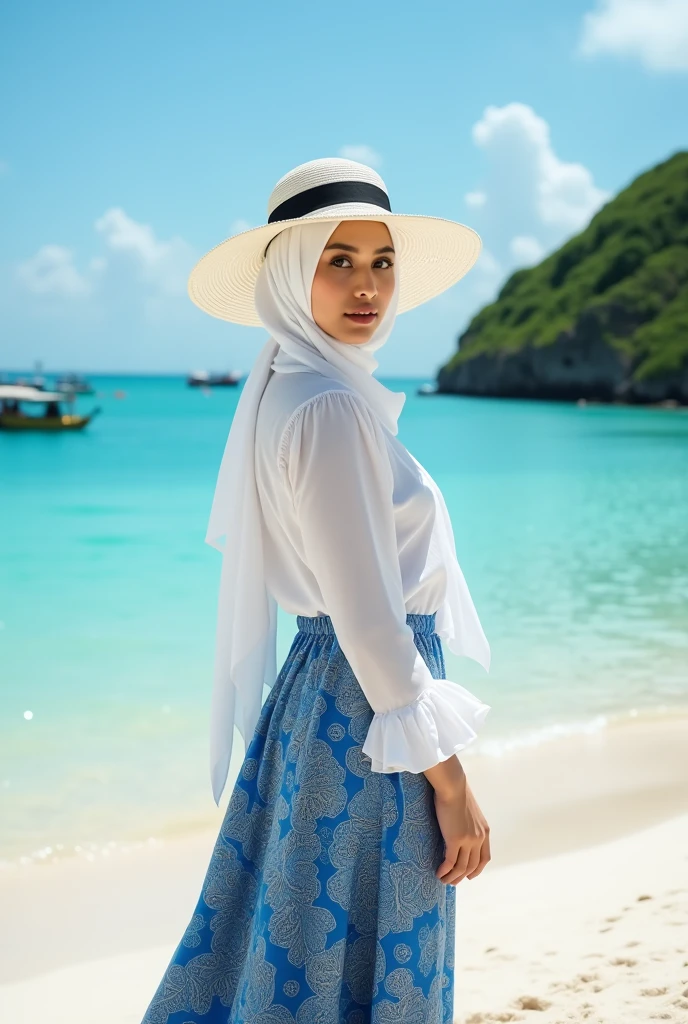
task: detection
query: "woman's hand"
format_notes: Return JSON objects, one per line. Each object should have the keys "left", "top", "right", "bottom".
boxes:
{"left": 432, "top": 775, "right": 491, "bottom": 885}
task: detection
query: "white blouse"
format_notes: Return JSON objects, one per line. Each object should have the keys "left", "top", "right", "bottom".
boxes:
{"left": 254, "top": 368, "right": 492, "bottom": 774}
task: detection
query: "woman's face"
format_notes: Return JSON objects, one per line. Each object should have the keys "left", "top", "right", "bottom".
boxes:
{"left": 310, "top": 220, "right": 395, "bottom": 344}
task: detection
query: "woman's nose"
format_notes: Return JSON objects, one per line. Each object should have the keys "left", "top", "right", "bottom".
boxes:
{"left": 353, "top": 270, "right": 377, "bottom": 298}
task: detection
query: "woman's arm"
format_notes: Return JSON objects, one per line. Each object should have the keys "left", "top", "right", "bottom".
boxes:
{"left": 423, "top": 750, "right": 467, "bottom": 796}
{"left": 280, "top": 388, "right": 490, "bottom": 779}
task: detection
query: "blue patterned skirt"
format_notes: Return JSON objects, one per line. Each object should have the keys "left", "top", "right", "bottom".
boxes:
{"left": 141, "top": 612, "right": 456, "bottom": 1024}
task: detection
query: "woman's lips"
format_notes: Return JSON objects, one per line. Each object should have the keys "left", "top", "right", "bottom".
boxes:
{"left": 344, "top": 312, "right": 377, "bottom": 326}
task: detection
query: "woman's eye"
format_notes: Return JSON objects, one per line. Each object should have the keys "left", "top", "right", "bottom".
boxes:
{"left": 330, "top": 255, "right": 394, "bottom": 269}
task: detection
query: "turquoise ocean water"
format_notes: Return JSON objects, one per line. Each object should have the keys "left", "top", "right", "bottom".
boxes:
{"left": 1, "top": 376, "right": 687, "bottom": 865}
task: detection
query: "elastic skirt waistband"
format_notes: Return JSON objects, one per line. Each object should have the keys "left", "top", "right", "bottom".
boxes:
{"left": 296, "top": 612, "right": 437, "bottom": 637}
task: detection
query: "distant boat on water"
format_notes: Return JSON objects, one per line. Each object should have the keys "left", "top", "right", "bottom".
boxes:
{"left": 0, "top": 385, "right": 101, "bottom": 431}
{"left": 55, "top": 372, "right": 95, "bottom": 395}
{"left": 187, "top": 370, "right": 243, "bottom": 388}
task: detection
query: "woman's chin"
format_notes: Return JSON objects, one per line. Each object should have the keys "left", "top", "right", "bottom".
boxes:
{"left": 317, "top": 318, "right": 379, "bottom": 345}
{"left": 330, "top": 326, "right": 378, "bottom": 346}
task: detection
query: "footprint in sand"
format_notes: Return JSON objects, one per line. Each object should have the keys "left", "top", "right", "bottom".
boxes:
{"left": 549, "top": 971, "right": 603, "bottom": 993}
{"left": 609, "top": 956, "right": 637, "bottom": 966}
{"left": 514, "top": 995, "right": 551, "bottom": 1011}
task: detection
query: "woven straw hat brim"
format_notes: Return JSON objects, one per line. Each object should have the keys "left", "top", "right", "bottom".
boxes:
{"left": 187, "top": 203, "right": 482, "bottom": 326}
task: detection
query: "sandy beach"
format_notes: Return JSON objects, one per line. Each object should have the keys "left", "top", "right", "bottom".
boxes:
{"left": 1, "top": 709, "right": 687, "bottom": 1023}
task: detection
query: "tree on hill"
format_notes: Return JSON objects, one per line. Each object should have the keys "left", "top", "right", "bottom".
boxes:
{"left": 437, "top": 150, "right": 688, "bottom": 404}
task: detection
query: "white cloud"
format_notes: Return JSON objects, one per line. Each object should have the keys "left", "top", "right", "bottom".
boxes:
{"left": 338, "top": 145, "right": 382, "bottom": 169}
{"left": 579, "top": 0, "right": 688, "bottom": 72}
{"left": 16, "top": 245, "right": 92, "bottom": 296}
{"left": 15, "top": 209, "right": 196, "bottom": 327}
{"left": 465, "top": 190, "right": 487, "bottom": 208}
{"left": 472, "top": 102, "right": 610, "bottom": 233}
{"left": 94, "top": 208, "right": 164, "bottom": 263}
{"left": 3, "top": 210, "right": 232, "bottom": 371}
{"left": 510, "top": 235, "right": 545, "bottom": 266}
{"left": 451, "top": 103, "right": 610, "bottom": 320}
{"left": 94, "top": 207, "right": 195, "bottom": 296}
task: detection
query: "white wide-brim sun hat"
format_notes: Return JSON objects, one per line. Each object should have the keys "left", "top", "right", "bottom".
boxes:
{"left": 187, "top": 157, "right": 482, "bottom": 326}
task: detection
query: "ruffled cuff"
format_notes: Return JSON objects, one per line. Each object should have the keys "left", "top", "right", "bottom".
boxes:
{"left": 361, "top": 679, "right": 491, "bottom": 774}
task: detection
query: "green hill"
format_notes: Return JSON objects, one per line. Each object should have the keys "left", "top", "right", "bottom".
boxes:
{"left": 437, "top": 150, "right": 688, "bottom": 404}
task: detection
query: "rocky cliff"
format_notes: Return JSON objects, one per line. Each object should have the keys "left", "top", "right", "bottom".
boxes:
{"left": 437, "top": 151, "right": 688, "bottom": 405}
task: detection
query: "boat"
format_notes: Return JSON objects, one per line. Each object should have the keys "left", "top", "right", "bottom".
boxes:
{"left": 6, "top": 374, "right": 47, "bottom": 390}
{"left": 0, "top": 385, "right": 101, "bottom": 431}
{"left": 187, "top": 370, "right": 243, "bottom": 387}
{"left": 417, "top": 382, "right": 438, "bottom": 396}
{"left": 4, "top": 360, "right": 48, "bottom": 391}
{"left": 54, "top": 372, "right": 95, "bottom": 395}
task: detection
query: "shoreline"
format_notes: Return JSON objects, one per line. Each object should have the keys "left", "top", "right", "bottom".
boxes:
{"left": 2, "top": 813, "right": 685, "bottom": 1023}
{"left": 1, "top": 710, "right": 687, "bottom": 1022}
{"left": 1, "top": 709, "right": 687, "bottom": 987}
{"left": 426, "top": 385, "right": 688, "bottom": 409}
{"left": 3, "top": 701, "right": 687, "bottom": 872}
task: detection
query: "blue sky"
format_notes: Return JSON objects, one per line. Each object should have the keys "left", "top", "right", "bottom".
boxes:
{"left": 1, "top": 0, "right": 686, "bottom": 376}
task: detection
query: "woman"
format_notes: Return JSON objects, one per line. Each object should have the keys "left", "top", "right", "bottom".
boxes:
{"left": 141, "top": 157, "right": 492, "bottom": 1024}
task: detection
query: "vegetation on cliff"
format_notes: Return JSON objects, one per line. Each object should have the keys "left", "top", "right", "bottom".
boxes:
{"left": 439, "top": 150, "right": 688, "bottom": 396}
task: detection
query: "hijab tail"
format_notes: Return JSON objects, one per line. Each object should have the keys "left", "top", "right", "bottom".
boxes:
{"left": 208, "top": 552, "right": 279, "bottom": 806}
{"left": 205, "top": 338, "right": 279, "bottom": 553}
{"left": 204, "top": 335, "right": 280, "bottom": 805}
{"left": 433, "top": 486, "right": 491, "bottom": 674}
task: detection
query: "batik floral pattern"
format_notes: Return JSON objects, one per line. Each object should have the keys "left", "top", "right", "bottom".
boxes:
{"left": 141, "top": 614, "right": 456, "bottom": 1024}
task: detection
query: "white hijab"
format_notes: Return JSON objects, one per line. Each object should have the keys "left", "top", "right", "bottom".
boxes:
{"left": 204, "top": 217, "right": 490, "bottom": 806}
{"left": 205, "top": 219, "right": 404, "bottom": 804}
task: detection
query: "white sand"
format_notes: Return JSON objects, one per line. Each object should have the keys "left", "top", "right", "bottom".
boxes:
{"left": 453, "top": 813, "right": 688, "bottom": 1023}
{"left": 1, "top": 711, "right": 687, "bottom": 1023}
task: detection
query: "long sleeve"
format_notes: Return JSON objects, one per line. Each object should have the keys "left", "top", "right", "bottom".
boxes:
{"left": 279, "top": 388, "right": 490, "bottom": 774}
